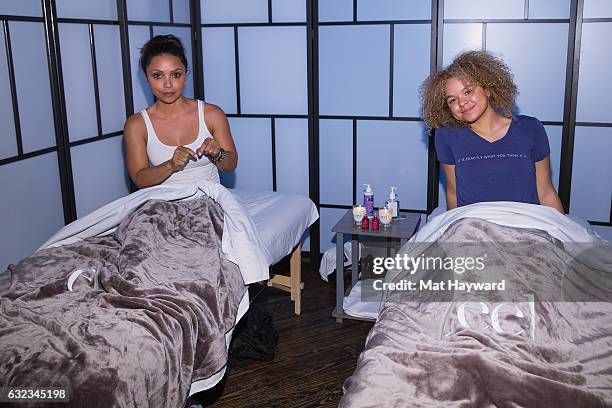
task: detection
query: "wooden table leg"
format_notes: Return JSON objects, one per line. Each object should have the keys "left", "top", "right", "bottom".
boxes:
{"left": 290, "top": 243, "right": 302, "bottom": 315}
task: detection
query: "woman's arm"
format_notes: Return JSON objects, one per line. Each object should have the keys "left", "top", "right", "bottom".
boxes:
{"left": 124, "top": 114, "right": 196, "bottom": 188}
{"left": 199, "top": 103, "right": 238, "bottom": 172}
{"left": 535, "top": 157, "right": 564, "bottom": 213}
{"left": 441, "top": 164, "right": 457, "bottom": 210}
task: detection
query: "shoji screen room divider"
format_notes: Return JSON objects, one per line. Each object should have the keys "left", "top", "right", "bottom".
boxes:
{"left": 0, "top": 0, "right": 196, "bottom": 268}
{"left": 1, "top": 0, "right": 611, "bottom": 269}
{"left": 198, "top": 0, "right": 313, "bottom": 252}
{"left": 316, "top": 1, "right": 436, "bottom": 252}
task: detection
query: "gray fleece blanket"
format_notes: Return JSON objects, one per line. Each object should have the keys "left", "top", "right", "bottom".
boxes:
{"left": 0, "top": 197, "right": 246, "bottom": 407}
{"left": 341, "top": 218, "right": 612, "bottom": 407}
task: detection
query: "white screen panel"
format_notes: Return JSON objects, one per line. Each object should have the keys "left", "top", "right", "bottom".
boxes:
{"left": 570, "top": 127, "right": 612, "bottom": 222}
{"left": 153, "top": 26, "right": 194, "bottom": 99}
{"left": 0, "top": 31, "right": 17, "bottom": 160}
{"left": 356, "top": 121, "right": 428, "bottom": 210}
{"left": 56, "top": 0, "right": 117, "bottom": 20}
{"left": 239, "top": 26, "right": 307, "bottom": 115}
{"left": 358, "top": 0, "right": 431, "bottom": 21}
{"left": 393, "top": 24, "right": 431, "bottom": 117}
{"left": 10, "top": 22, "right": 56, "bottom": 153}
{"left": 223, "top": 118, "right": 272, "bottom": 191}
{"left": 272, "top": 0, "right": 306, "bottom": 22}
{"left": 201, "top": 0, "right": 268, "bottom": 24}
{"left": 95, "top": 25, "right": 126, "bottom": 134}
{"left": 202, "top": 28, "right": 237, "bottom": 113}
{"left": 71, "top": 136, "right": 131, "bottom": 218}
{"left": 320, "top": 207, "right": 348, "bottom": 252}
{"left": 576, "top": 22, "right": 612, "bottom": 123}
{"left": 173, "top": 0, "right": 191, "bottom": 23}
{"left": 319, "top": 119, "right": 353, "bottom": 205}
{"left": 544, "top": 125, "right": 562, "bottom": 191}
{"left": 442, "top": 23, "right": 482, "bottom": 67}
{"left": 275, "top": 119, "right": 309, "bottom": 196}
{"left": 128, "top": 25, "right": 154, "bottom": 113}
{"left": 528, "top": 0, "right": 570, "bottom": 19}
{"left": 59, "top": 23, "right": 98, "bottom": 142}
{"left": 319, "top": 0, "right": 353, "bottom": 22}
{"left": 319, "top": 25, "right": 390, "bottom": 116}
{"left": 0, "top": 0, "right": 42, "bottom": 17}
{"left": 583, "top": 0, "right": 612, "bottom": 18}
{"left": 0, "top": 153, "right": 64, "bottom": 270}
{"left": 486, "top": 23, "right": 568, "bottom": 122}
{"left": 444, "top": 0, "right": 524, "bottom": 19}
{"left": 127, "top": 0, "right": 170, "bottom": 22}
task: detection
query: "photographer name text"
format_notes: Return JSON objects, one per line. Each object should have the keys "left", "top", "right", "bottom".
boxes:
{"left": 372, "top": 279, "right": 506, "bottom": 292}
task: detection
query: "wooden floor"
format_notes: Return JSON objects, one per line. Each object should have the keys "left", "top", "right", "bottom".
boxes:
{"left": 196, "top": 257, "right": 374, "bottom": 408}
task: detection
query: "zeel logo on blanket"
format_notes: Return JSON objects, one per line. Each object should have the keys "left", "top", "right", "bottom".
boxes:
{"left": 440, "top": 296, "right": 536, "bottom": 340}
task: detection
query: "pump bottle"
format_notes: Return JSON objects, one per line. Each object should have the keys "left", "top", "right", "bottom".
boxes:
{"left": 386, "top": 187, "right": 399, "bottom": 219}
{"left": 363, "top": 184, "right": 374, "bottom": 218}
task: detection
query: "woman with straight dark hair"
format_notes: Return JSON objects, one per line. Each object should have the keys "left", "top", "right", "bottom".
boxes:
{"left": 124, "top": 34, "right": 237, "bottom": 188}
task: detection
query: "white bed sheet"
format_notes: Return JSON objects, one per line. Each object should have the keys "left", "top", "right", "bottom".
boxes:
{"left": 231, "top": 189, "right": 319, "bottom": 265}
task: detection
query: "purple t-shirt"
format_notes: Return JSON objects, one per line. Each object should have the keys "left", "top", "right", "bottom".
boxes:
{"left": 435, "top": 115, "right": 550, "bottom": 207}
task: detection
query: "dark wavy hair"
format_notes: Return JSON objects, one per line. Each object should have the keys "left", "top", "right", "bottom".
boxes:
{"left": 139, "top": 34, "right": 188, "bottom": 73}
{"left": 420, "top": 50, "right": 518, "bottom": 129}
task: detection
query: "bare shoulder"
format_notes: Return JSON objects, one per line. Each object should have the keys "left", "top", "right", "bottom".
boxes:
{"left": 124, "top": 112, "right": 145, "bottom": 130}
{"left": 203, "top": 103, "right": 229, "bottom": 134}
{"left": 124, "top": 113, "right": 146, "bottom": 140}
{"left": 203, "top": 102, "right": 227, "bottom": 120}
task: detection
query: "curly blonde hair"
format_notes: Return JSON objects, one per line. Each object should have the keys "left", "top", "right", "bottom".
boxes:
{"left": 419, "top": 50, "right": 518, "bottom": 129}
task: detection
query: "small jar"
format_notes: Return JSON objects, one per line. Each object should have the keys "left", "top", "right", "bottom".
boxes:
{"left": 352, "top": 205, "right": 366, "bottom": 225}
{"left": 379, "top": 207, "right": 392, "bottom": 228}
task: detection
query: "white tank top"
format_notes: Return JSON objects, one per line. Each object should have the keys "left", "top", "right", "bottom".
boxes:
{"left": 141, "top": 100, "right": 220, "bottom": 184}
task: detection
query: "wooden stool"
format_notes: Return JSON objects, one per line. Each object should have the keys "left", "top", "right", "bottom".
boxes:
{"left": 267, "top": 243, "right": 304, "bottom": 315}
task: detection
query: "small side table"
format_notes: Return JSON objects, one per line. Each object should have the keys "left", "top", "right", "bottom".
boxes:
{"left": 331, "top": 210, "right": 421, "bottom": 322}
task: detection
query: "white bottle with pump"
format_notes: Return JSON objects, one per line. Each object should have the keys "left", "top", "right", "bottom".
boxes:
{"left": 363, "top": 184, "right": 374, "bottom": 218}
{"left": 386, "top": 187, "right": 399, "bottom": 219}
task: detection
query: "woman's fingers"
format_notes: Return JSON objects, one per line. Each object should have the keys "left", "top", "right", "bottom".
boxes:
{"left": 181, "top": 146, "right": 198, "bottom": 159}
{"left": 196, "top": 139, "right": 211, "bottom": 157}
{"left": 197, "top": 138, "right": 221, "bottom": 158}
{"left": 176, "top": 146, "right": 197, "bottom": 161}
{"left": 171, "top": 146, "right": 197, "bottom": 170}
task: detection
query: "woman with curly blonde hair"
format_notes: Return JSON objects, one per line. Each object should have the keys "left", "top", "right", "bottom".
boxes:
{"left": 420, "top": 50, "right": 563, "bottom": 213}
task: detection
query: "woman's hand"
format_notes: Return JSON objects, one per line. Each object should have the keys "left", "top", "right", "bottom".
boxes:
{"left": 169, "top": 146, "right": 197, "bottom": 172}
{"left": 196, "top": 137, "right": 222, "bottom": 161}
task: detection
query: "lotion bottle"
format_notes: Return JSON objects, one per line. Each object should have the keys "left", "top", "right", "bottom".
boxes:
{"left": 363, "top": 184, "right": 374, "bottom": 218}
{"left": 386, "top": 187, "right": 399, "bottom": 219}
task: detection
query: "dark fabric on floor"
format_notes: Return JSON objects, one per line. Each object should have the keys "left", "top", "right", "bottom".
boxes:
{"left": 229, "top": 304, "right": 278, "bottom": 368}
